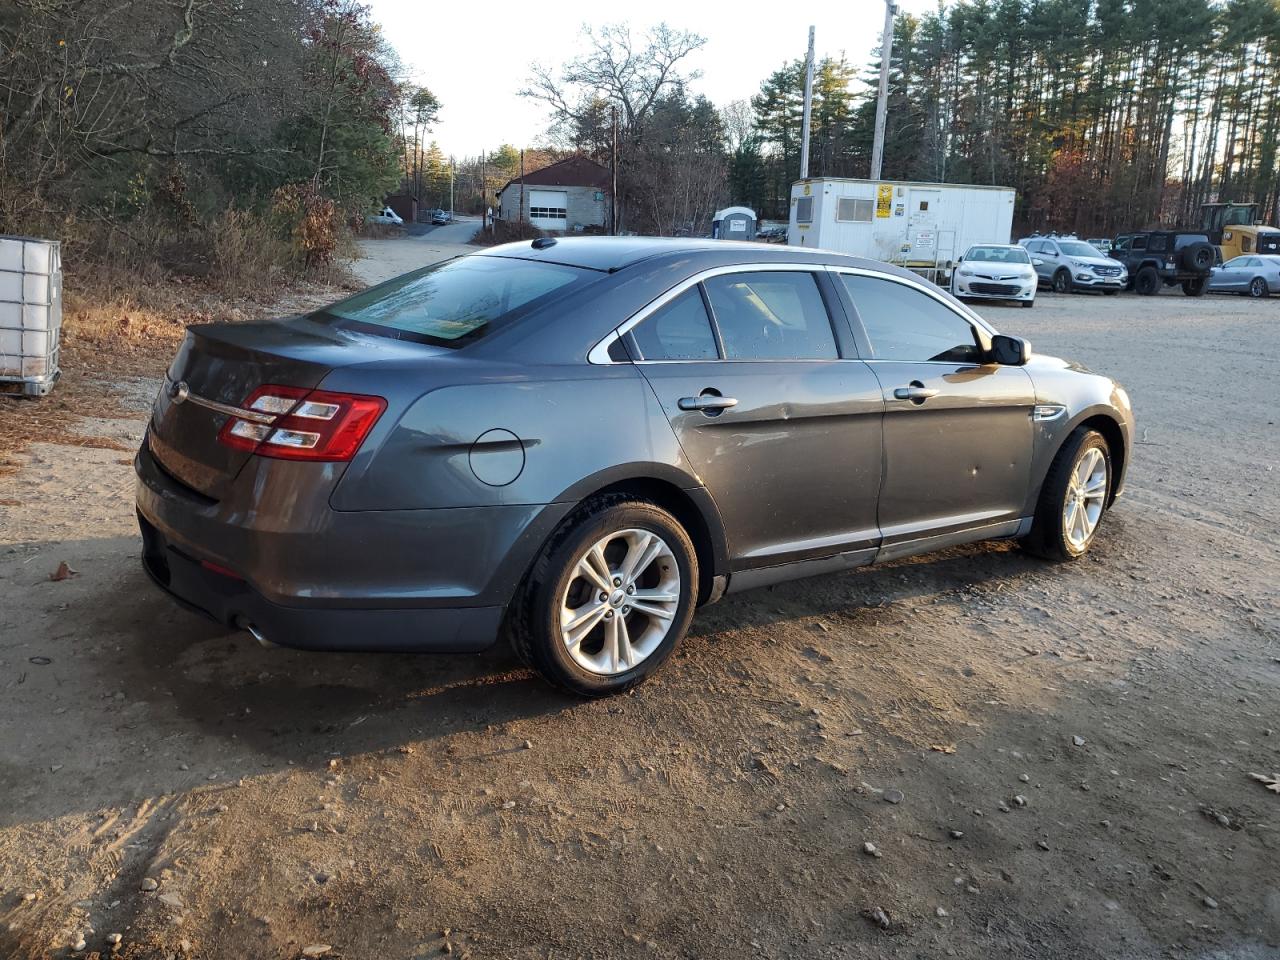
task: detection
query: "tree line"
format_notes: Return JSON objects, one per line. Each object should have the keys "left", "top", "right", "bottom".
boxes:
{"left": 1, "top": 0, "right": 422, "bottom": 272}
{"left": 530, "top": 3, "right": 1280, "bottom": 237}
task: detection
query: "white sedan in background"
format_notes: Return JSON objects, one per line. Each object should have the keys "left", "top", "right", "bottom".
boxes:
{"left": 950, "top": 244, "right": 1038, "bottom": 308}
{"left": 1208, "top": 254, "right": 1280, "bottom": 298}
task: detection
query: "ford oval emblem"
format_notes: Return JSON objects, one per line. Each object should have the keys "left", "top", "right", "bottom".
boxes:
{"left": 170, "top": 380, "right": 190, "bottom": 404}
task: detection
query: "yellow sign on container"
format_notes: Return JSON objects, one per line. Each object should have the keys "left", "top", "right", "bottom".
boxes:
{"left": 876, "top": 184, "right": 893, "bottom": 218}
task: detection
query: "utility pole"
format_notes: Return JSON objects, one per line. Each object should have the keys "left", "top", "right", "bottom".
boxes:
{"left": 799, "top": 26, "right": 815, "bottom": 180}
{"left": 449, "top": 156, "right": 455, "bottom": 219}
{"left": 610, "top": 105, "right": 618, "bottom": 236}
{"left": 870, "top": 0, "right": 896, "bottom": 181}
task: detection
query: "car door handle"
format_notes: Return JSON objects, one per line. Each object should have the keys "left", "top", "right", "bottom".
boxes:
{"left": 678, "top": 395, "right": 738, "bottom": 411}
{"left": 893, "top": 383, "right": 940, "bottom": 402}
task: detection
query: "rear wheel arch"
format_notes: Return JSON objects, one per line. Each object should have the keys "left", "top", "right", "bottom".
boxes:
{"left": 526, "top": 471, "right": 729, "bottom": 608}
{"left": 578, "top": 478, "right": 728, "bottom": 605}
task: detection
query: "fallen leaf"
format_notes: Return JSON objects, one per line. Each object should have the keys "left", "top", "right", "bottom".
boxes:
{"left": 49, "top": 561, "right": 77, "bottom": 582}
{"left": 930, "top": 744, "right": 957, "bottom": 754}
{"left": 1249, "top": 772, "right": 1280, "bottom": 794}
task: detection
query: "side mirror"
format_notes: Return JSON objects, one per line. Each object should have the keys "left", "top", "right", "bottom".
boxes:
{"left": 956, "top": 255, "right": 963, "bottom": 263}
{"left": 990, "top": 334, "right": 1031, "bottom": 366}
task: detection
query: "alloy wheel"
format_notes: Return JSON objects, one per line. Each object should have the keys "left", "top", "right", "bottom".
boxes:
{"left": 1250, "top": 277, "right": 1266, "bottom": 298}
{"left": 1063, "top": 447, "right": 1107, "bottom": 551}
{"left": 1053, "top": 270, "right": 1071, "bottom": 293}
{"left": 558, "top": 528, "right": 681, "bottom": 676}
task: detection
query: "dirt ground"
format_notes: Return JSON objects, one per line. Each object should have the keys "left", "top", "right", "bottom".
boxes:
{"left": 1, "top": 243, "right": 1277, "bottom": 960}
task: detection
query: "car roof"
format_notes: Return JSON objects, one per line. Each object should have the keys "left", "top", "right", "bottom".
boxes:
{"left": 471, "top": 236, "right": 884, "bottom": 273}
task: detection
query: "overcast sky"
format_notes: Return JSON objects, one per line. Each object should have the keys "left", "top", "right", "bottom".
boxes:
{"left": 367, "top": 0, "right": 938, "bottom": 158}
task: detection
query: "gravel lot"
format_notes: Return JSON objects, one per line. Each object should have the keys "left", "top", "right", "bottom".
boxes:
{"left": 1, "top": 251, "right": 1277, "bottom": 959}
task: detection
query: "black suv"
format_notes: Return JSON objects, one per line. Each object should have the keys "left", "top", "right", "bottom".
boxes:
{"left": 1110, "top": 231, "right": 1216, "bottom": 296}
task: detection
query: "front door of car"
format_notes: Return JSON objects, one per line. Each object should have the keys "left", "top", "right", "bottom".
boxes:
{"left": 625, "top": 270, "right": 884, "bottom": 570}
{"left": 1217, "top": 258, "right": 1248, "bottom": 290}
{"left": 834, "top": 271, "right": 1035, "bottom": 555}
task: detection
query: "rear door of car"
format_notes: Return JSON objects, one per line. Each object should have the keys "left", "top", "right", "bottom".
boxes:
{"left": 832, "top": 270, "right": 1035, "bottom": 559}
{"left": 623, "top": 265, "right": 885, "bottom": 572}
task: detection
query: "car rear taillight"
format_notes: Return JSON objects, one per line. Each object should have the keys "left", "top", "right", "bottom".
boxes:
{"left": 217, "top": 384, "right": 386, "bottom": 462}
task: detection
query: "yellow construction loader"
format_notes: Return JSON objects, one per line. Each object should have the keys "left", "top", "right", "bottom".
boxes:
{"left": 1199, "top": 202, "right": 1280, "bottom": 259}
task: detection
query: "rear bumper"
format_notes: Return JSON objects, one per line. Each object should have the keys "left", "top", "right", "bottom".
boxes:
{"left": 134, "top": 440, "right": 571, "bottom": 652}
{"left": 138, "top": 511, "right": 503, "bottom": 651}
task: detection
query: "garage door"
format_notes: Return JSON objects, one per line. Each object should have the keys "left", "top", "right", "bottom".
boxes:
{"left": 529, "top": 189, "right": 568, "bottom": 231}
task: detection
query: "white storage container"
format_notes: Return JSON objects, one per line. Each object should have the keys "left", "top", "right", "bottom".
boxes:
{"left": 0, "top": 235, "right": 62, "bottom": 396}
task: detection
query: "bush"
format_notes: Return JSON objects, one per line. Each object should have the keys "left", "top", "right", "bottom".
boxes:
{"left": 470, "top": 218, "right": 545, "bottom": 247}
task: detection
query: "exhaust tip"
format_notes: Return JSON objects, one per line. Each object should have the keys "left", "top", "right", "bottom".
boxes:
{"left": 236, "top": 617, "right": 277, "bottom": 648}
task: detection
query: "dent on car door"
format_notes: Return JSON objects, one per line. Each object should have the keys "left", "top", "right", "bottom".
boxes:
{"left": 836, "top": 272, "right": 1035, "bottom": 560}
{"left": 626, "top": 270, "right": 884, "bottom": 572}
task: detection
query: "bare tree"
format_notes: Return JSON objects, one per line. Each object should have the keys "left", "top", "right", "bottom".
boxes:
{"left": 521, "top": 23, "right": 706, "bottom": 137}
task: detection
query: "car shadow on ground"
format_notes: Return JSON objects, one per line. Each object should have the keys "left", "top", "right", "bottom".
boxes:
{"left": 0, "top": 519, "right": 1128, "bottom": 829}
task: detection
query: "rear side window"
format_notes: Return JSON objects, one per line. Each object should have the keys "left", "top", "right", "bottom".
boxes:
{"left": 703, "top": 272, "right": 837, "bottom": 361}
{"left": 630, "top": 289, "right": 718, "bottom": 360}
{"left": 840, "top": 274, "right": 981, "bottom": 364}
{"left": 1148, "top": 235, "right": 1168, "bottom": 252}
{"left": 315, "top": 256, "right": 593, "bottom": 347}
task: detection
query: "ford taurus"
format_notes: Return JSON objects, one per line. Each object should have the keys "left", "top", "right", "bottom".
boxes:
{"left": 136, "top": 238, "right": 1133, "bottom": 695}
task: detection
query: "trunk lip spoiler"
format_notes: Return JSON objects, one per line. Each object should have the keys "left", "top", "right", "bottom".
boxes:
{"left": 166, "top": 377, "right": 278, "bottom": 426}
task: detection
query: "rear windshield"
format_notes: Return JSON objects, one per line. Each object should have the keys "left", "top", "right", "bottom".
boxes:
{"left": 314, "top": 255, "right": 595, "bottom": 347}
{"left": 967, "top": 245, "right": 1029, "bottom": 263}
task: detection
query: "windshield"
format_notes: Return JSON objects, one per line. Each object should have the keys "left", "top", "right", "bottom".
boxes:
{"left": 314, "top": 256, "right": 595, "bottom": 347}
{"left": 966, "top": 245, "right": 1029, "bottom": 264}
{"left": 1058, "top": 241, "right": 1105, "bottom": 258}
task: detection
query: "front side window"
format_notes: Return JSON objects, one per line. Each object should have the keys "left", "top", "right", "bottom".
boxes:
{"left": 630, "top": 289, "right": 718, "bottom": 361}
{"left": 316, "top": 256, "right": 593, "bottom": 347}
{"left": 703, "top": 272, "right": 837, "bottom": 361}
{"left": 840, "top": 274, "right": 981, "bottom": 364}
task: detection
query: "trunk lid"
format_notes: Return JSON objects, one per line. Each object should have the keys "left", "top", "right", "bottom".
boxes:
{"left": 146, "top": 317, "right": 426, "bottom": 500}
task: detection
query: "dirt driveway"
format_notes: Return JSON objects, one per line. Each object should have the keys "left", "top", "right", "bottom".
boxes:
{"left": 1, "top": 258, "right": 1277, "bottom": 959}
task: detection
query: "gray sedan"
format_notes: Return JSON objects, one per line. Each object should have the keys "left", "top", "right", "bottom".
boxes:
{"left": 136, "top": 239, "right": 1134, "bottom": 696}
{"left": 1208, "top": 254, "right": 1280, "bottom": 297}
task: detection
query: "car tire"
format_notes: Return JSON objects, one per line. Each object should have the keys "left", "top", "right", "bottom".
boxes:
{"left": 1248, "top": 277, "right": 1268, "bottom": 298}
{"left": 1052, "top": 269, "right": 1073, "bottom": 294}
{"left": 1134, "top": 266, "right": 1160, "bottom": 295}
{"left": 1181, "top": 277, "right": 1208, "bottom": 297}
{"left": 1022, "top": 428, "right": 1112, "bottom": 562}
{"left": 510, "top": 497, "right": 698, "bottom": 696}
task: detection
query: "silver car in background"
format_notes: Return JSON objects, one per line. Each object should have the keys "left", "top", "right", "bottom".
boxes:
{"left": 950, "top": 244, "right": 1038, "bottom": 307}
{"left": 1208, "top": 254, "right": 1280, "bottom": 298}
{"left": 1020, "top": 236, "right": 1127, "bottom": 294}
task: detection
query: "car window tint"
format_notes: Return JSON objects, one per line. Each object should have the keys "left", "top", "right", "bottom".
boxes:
{"left": 630, "top": 289, "right": 718, "bottom": 360}
{"left": 840, "top": 274, "right": 981, "bottom": 364}
{"left": 703, "top": 272, "right": 836, "bottom": 361}
{"left": 1132, "top": 236, "right": 1147, "bottom": 250}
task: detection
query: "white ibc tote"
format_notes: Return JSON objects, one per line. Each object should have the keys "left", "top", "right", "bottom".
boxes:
{"left": 0, "top": 235, "right": 63, "bottom": 396}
